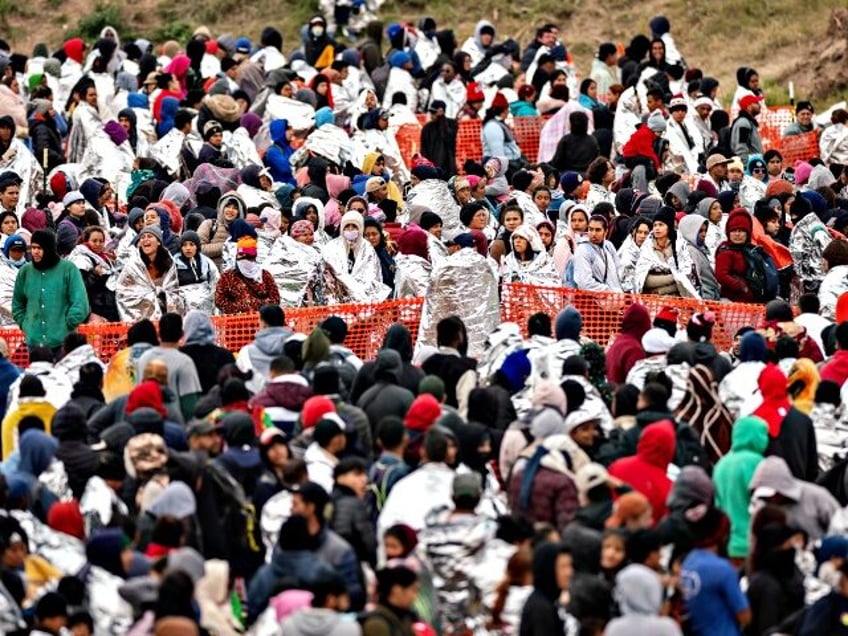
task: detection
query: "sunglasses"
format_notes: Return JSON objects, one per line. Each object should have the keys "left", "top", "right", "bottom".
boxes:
{"left": 752, "top": 167, "right": 765, "bottom": 173}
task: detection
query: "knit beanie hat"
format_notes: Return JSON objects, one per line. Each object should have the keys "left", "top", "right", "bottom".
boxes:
{"left": 301, "top": 395, "right": 336, "bottom": 429}
{"left": 498, "top": 349, "right": 531, "bottom": 393}
{"left": 555, "top": 307, "right": 582, "bottom": 341}
{"left": 646, "top": 110, "right": 667, "bottom": 133}
{"left": 404, "top": 394, "right": 442, "bottom": 432}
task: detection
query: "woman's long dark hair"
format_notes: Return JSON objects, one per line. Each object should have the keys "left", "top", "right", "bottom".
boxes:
{"left": 140, "top": 243, "right": 173, "bottom": 276}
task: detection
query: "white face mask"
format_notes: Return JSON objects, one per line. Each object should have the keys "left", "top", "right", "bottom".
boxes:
{"left": 9, "top": 257, "right": 25, "bottom": 267}
{"left": 343, "top": 230, "right": 359, "bottom": 242}
{"left": 236, "top": 259, "right": 263, "bottom": 282}
{"left": 312, "top": 26, "right": 325, "bottom": 37}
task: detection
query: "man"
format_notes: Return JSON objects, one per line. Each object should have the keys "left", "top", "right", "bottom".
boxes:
{"left": 369, "top": 416, "right": 411, "bottom": 512}
{"left": 52, "top": 403, "right": 98, "bottom": 499}
{"left": 521, "top": 23, "right": 558, "bottom": 72}
{"left": 429, "top": 62, "right": 465, "bottom": 119}
{"left": 701, "top": 153, "right": 731, "bottom": 193}
{"left": 421, "top": 316, "right": 478, "bottom": 412}
{"left": 418, "top": 472, "right": 497, "bottom": 632}
{"left": 0, "top": 171, "right": 20, "bottom": 214}
{"left": 12, "top": 229, "right": 88, "bottom": 352}
{"left": 67, "top": 79, "right": 101, "bottom": 163}
{"left": 645, "top": 87, "right": 665, "bottom": 114}
{"left": 363, "top": 566, "right": 420, "bottom": 636}
{"left": 305, "top": 415, "right": 347, "bottom": 493}
{"left": 186, "top": 419, "right": 223, "bottom": 456}
{"left": 330, "top": 456, "right": 376, "bottom": 567}
{"left": 322, "top": 316, "right": 363, "bottom": 390}
{"left": 571, "top": 215, "right": 622, "bottom": 291}
{"left": 136, "top": 313, "right": 202, "bottom": 421}
{"left": 421, "top": 100, "right": 457, "bottom": 177}
{"left": 783, "top": 100, "right": 816, "bottom": 137}
{"left": 356, "top": 350, "right": 415, "bottom": 431}
{"left": 248, "top": 354, "right": 312, "bottom": 436}
{"left": 291, "top": 481, "right": 365, "bottom": 609}
{"left": 281, "top": 572, "right": 361, "bottom": 636}
{"left": 665, "top": 94, "right": 700, "bottom": 173}
{"left": 590, "top": 42, "right": 621, "bottom": 98}
{"left": 236, "top": 304, "right": 293, "bottom": 393}
{"left": 692, "top": 95, "right": 714, "bottom": 153}
{"left": 731, "top": 94, "right": 764, "bottom": 162}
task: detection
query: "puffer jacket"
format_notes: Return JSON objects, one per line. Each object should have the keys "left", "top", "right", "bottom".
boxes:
{"left": 330, "top": 484, "right": 376, "bottom": 567}
{"left": 197, "top": 192, "right": 246, "bottom": 265}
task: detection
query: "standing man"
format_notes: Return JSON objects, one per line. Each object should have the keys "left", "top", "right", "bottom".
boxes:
{"left": 590, "top": 42, "right": 621, "bottom": 98}
{"left": 429, "top": 62, "right": 466, "bottom": 119}
{"left": 12, "top": 230, "right": 88, "bottom": 354}
{"left": 731, "top": 94, "right": 764, "bottom": 162}
{"left": 421, "top": 100, "right": 457, "bottom": 177}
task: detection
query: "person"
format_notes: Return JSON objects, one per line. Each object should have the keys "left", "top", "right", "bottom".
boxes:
{"left": 783, "top": 100, "right": 816, "bottom": 137}
{"left": 552, "top": 111, "right": 599, "bottom": 174}
{"left": 174, "top": 230, "right": 219, "bottom": 314}
{"left": 570, "top": 214, "right": 621, "bottom": 291}
{"left": 67, "top": 226, "right": 119, "bottom": 322}
{"left": 236, "top": 304, "right": 293, "bottom": 393}
{"left": 263, "top": 119, "right": 295, "bottom": 185}
{"left": 215, "top": 236, "right": 280, "bottom": 314}
{"left": 330, "top": 456, "right": 376, "bottom": 567}
{"left": 680, "top": 508, "right": 751, "bottom": 635}
{"left": 482, "top": 93, "right": 522, "bottom": 165}
{"left": 420, "top": 100, "right": 457, "bottom": 177}
{"left": 322, "top": 210, "right": 391, "bottom": 303}
{"left": 501, "top": 224, "right": 560, "bottom": 286}
{"left": 362, "top": 565, "right": 420, "bottom": 636}
{"left": 730, "top": 94, "right": 764, "bottom": 162}
{"left": 590, "top": 42, "right": 621, "bottom": 98}
{"left": 798, "top": 559, "right": 848, "bottom": 635}
{"left": 12, "top": 229, "right": 89, "bottom": 351}
{"left": 605, "top": 564, "right": 682, "bottom": 636}
{"left": 519, "top": 542, "right": 579, "bottom": 636}
{"left": 634, "top": 206, "right": 699, "bottom": 298}
{"left": 790, "top": 195, "right": 832, "bottom": 295}
{"left": 198, "top": 192, "right": 247, "bottom": 268}
{"left": 678, "top": 215, "right": 720, "bottom": 300}
{"left": 115, "top": 225, "right": 183, "bottom": 321}
{"left": 819, "top": 108, "right": 848, "bottom": 166}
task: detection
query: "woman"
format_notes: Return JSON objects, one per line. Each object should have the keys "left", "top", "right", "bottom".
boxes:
{"left": 115, "top": 225, "right": 183, "bottom": 321}
{"left": 763, "top": 149, "right": 784, "bottom": 183}
{"left": 489, "top": 205, "right": 524, "bottom": 265}
{"left": 198, "top": 192, "right": 246, "bottom": 267}
{"left": 578, "top": 78, "right": 601, "bottom": 112}
{"left": 618, "top": 216, "right": 651, "bottom": 292}
{"left": 510, "top": 85, "right": 539, "bottom": 117}
{"left": 584, "top": 156, "right": 615, "bottom": 210}
{"left": 56, "top": 190, "right": 88, "bottom": 256}
{"left": 363, "top": 217, "right": 396, "bottom": 291}
{"left": 215, "top": 236, "right": 280, "bottom": 314}
{"left": 394, "top": 226, "right": 432, "bottom": 298}
{"left": 265, "top": 220, "right": 325, "bottom": 307}
{"left": 310, "top": 74, "right": 334, "bottom": 111}
{"left": 482, "top": 93, "right": 522, "bottom": 165}
{"left": 174, "top": 230, "right": 219, "bottom": 314}
{"left": 117, "top": 107, "right": 148, "bottom": 158}
{"left": 321, "top": 210, "right": 391, "bottom": 303}
{"left": 675, "top": 364, "right": 733, "bottom": 464}
{"left": 68, "top": 226, "right": 119, "bottom": 322}
{"left": 819, "top": 239, "right": 848, "bottom": 320}
{"left": 0, "top": 211, "right": 18, "bottom": 241}
{"left": 634, "top": 206, "right": 700, "bottom": 298}
{"left": 732, "top": 66, "right": 763, "bottom": 112}
{"left": 820, "top": 109, "right": 848, "bottom": 166}
{"left": 695, "top": 196, "right": 726, "bottom": 262}
{"left": 561, "top": 204, "right": 589, "bottom": 256}
{"left": 715, "top": 208, "right": 758, "bottom": 302}
{"left": 501, "top": 224, "right": 560, "bottom": 286}
{"left": 489, "top": 548, "right": 533, "bottom": 635}
{"left": 678, "top": 215, "right": 721, "bottom": 300}
{"left": 536, "top": 220, "right": 556, "bottom": 256}
{"left": 0, "top": 76, "right": 27, "bottom": 138}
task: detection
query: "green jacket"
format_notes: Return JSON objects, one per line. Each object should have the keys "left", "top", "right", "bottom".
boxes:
{"left": 713, "top": 415, "right": 769, "bottom": 558}
{"left": 12, "top": 260, "right": 89, "bottom": 348}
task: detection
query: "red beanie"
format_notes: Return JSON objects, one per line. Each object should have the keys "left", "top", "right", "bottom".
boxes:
{"left": 47, "top": 500, "right": 85, "bottom": 540}
{"left": 726, "top": 208, "right": 753, "bottom": 237}
{"left": 491, "top": 92, "right": 509, "bottom": 110}
{"left": 837, "top": 292, "right": 848, "bottom": 325}
{"left": 301, "top": 396, "right": 336, "bottom": 429}
{"left": 50, "top": 172, "right": 69, "bottom": 200}
{"left": 404, "top": 394, "right": 442, "bottom": 432}
{"left": 126, "top": 380, "right": 167, "bottom": 418}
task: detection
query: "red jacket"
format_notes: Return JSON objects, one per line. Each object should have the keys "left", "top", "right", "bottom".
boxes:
{"left": 609, "top": 420, "right": 676, "bottom": 524}
{"left": 605, "top": 304, "right": 651, "bottom": 385}
{"left": 621, "top": 126, "right": 661, "bottom": 169}
{"left": 715, "top": 242, "right": 755, "bottom": 302}
{"left": 821, "top": 350, "right": 848, "bottom": 387}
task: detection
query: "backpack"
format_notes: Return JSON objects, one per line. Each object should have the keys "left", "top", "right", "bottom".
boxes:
{"left": 367, "top": 458, "right": 405, "bottom": 512}
{"left": 205, "top": 461, "right": 262, "bottom": 556}
{"left": 741, "top": 244, "right": 779, "bottom": 302}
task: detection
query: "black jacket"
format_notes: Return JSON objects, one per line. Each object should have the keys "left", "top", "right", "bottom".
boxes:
{"left": 330, "top": 484, "right": 376, "bottom": 567}
{"left": 767, "top": 406, "right": 819, "bottom": 482}
{"left": 180, "top": 343, "right": 236, "bottom": 394}
{"left": 55, "top": 441, "right": 98, "bottom": 499}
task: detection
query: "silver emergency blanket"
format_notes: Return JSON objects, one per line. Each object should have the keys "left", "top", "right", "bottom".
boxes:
{"left": 265, "top": 94, "right": 316, "bottom": 131}
{"left": 418, "top": 248, "right": 499, "bottom": 358}
{"left": 221, "top": 230, "right": 276, "bottom": 271}
{"left": 738, "top": 175, "right": 767, "bottom": 211}
{"left": 10, "top": 509, "right": 86, "bottom": 576}
{"left": 407, "top": 179, "right": 463, "bottom": 240}
{"left": 236, "top": 183, "right": 280, "bottom": 213}
{"left": 149, "top": 127, "right": 186, "bottom": 179}
{"left": 80, "top": 475, "right": 129, "bottom": 536}
{"left": 175, "top": 255, "right": 220, "bottom": 314}
{"left": 393, "top": 253, "right": 432, "bottom": 298}
{"left": 223, "top": 128, "right": 262, "bottom": 170}
{"left": 500, "top": 225, "right": 561, "bottom": 287}
{"left": 0, "top": 258, "right": 19, "bottom": 326}
{"left": 87, "top": 566, "right": 135, "bottom": 635}
{"left": 321, "top": 236, "right": 391, "bottom": 304}
{"left": 790, "top": 212, "right": 832, "bottom": 286}
{"left": 265, "top": 235, "right": 325, "bottom": 307}
{"left": 183, "top": 163, "right": 241, "bottom": 208}
{"left": 79, "top": 131, "right": 135, "bottom": 187}
{"left": 633, "top": 234, "right": 701, "bottom": 298}
{"left": 0, "top": 137, "right": 43, "bottom": 210}
{"left": 115, "top": 249, "right": 184, "bottom": 321}
{"left": 509, "top": 190, "right": 547, "bottom": 227}
{"left": 290, "top": 123, "right": 354, "bottom": 169}
{"left": 68, "top": 243, "right": 116, "bottom": 279}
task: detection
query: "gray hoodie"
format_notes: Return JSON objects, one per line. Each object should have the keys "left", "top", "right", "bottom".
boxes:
{"left": 605, "top": 564, "right": 682, "bottom": 636}
{"left": 280, "top": 609, "right": 362, "bottom": 636}
{"left": 240, "top": 325, "right": 294, "bottom": 392}
{"left": 678, "top": 214, "right": 721, "bottom": 300}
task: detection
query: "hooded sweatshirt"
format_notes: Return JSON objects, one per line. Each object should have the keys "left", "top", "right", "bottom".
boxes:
{"left": 754, "top": 363, "right": 818, "bottom": 482}
{"left": 280, "top": 608, "right": 360, "bottom": 636}
{"left": 605, "top": 304, "right": 651, "bottom": 385}
{"left": 519, "top": 542, "right": 569, "bottom": 636}
{"left": 264, "top": 119, "right": 295, "bottom": 186}
{"left": 713, "top": 416, "right": 769, "bottom": 558}
{"left": 238, "top": 325, "right": 294, "bottom": 393}
{"left": 605, "top": 564, "right": 682, "bottom": 636}
{"left": 678, "top": 214, "right": 721, "bottom": 300}
{"left": 609, "top": 420, "right": 676, "bottom": 523}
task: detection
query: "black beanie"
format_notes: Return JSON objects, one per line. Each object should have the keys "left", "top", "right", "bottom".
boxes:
{"left": 30, "top": 229, "right": 60, "bottom": 270}
{"left": 419, "top": 211, "right": 443, "bottom": 231}
{"left": 459, "top": 202, "right": 485, "bottom": 228}
{"left": 653, "top": 205, "right": 677, "bottom": 235}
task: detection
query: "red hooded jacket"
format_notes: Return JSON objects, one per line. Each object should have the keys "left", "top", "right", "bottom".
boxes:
{"left": 609, "top": 419, "right": 676, "bottom": 524}
{"left": 605, "top": 303, "right": 651, "bottom": 385}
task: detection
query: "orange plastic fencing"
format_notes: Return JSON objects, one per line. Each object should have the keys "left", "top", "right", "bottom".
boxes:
{"left": 512, "top": 116, "right": 544, "bottom": 164}
{"left": 395, "top": 123, "right": 423, "bottom": 170}
{"left": 2, "top": 286, "right": 771, "bottom": 367}
{"left": 759, "top": 107, "right": 796, "bottom": 149}
{"left": 500, "top": 283, "right": 766, "bottom": 353}
{"left": 455, "top": 118, "right": 483, "bottom": 174}
{"left": 773, "top": 131, "right": 820, "bottom": 167}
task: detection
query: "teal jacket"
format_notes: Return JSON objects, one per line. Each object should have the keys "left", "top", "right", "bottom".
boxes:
{"left": 713, "top": 415, "right": 769, "bottom": 558}
{"left": 12, "top": 260, "right": 89, "bottom": 348}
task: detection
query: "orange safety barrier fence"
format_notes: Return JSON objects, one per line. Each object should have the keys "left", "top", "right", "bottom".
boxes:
{"left": 455, "top": 118, "right": 483, "bottom": 174}
{"left": 773, "top": 131, "right": 820, "bottom": 167}
{"left": 512, "top": 116, "right": 544, "bottom": 164}
{"left": 396, "top": 123, "right": 423, "bottom": 170}
{"left": 0, "top": 285, "right": 771, "bottom": 367}
{"left": 760, "top": 107, "right": 796, "bottom": 149}
{"left": 500, "top": 283, "right": 766, "bottom": 353}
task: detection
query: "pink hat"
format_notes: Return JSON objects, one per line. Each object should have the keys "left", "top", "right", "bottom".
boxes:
{"left": 793, "top": 160, "right": 813, "bottom": 186}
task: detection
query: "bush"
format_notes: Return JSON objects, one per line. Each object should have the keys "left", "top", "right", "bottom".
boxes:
{"left": 71, "top": 2, "right": 128, "bottom": 41}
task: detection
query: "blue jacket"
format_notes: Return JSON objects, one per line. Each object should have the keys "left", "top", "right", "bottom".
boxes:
{"left": 263, "top": 120, "right": 295, "bottom": 186}
{"left": 0, "top": 359, "right": 21, "bottom": 419}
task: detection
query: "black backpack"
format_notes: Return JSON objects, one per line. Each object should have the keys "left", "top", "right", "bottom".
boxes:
{"left": 742, "top": 244, "right": 779, "bottom": 302}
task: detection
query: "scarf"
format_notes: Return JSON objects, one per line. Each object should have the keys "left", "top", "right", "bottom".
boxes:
{"left": 236, "top": 259, "right": 263, "bottom": 283}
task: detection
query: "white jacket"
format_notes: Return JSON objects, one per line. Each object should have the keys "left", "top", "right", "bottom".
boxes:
{"left": 718, "top": 361, "right": 766, "bottom": 421}
{"left": 665, "top": 117, "right": 701, "bottom": 174}
{"left": 304, "top": 442, "right": 337, "bottom": 493}
{"left": 821, "top": 123, "right": 848, "bottom": 166}
{"left": 819, "top": 264, "right": 848, "bottom": 321}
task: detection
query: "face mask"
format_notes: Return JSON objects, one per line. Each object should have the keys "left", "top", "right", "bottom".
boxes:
{"left": 343, "top": 230, "right": 359, "bottom": 242}
{"left": 10, "top": 257, "right": 25, "bottom": 267}
{"left": 312, "top": 26, "right": 325, "bottom": 37}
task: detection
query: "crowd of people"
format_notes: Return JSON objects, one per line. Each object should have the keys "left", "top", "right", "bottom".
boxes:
{"left": 0, "top": 6, "right": 848, "bottom": 636}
